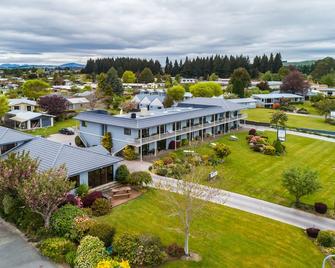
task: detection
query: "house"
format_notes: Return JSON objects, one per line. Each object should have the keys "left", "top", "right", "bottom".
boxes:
{"left": 66, "top": 97, "right": 90, "bottom": 110}
{"left": 252, "top": 93, "right": 304, "bottom": 108}
{"left": 227, "top": 98, "right": 258, "bottom": 109}
{"left": 316, "top": 88, "right": 335, "bottom": 97}
{"left": 5, "top": 110, "right": 54, "bottom": 130}
{"left": 0, "top": 126, "right": 122, "bottom": 188}
{"left": 8, "top": 98, "right": 37, "bottom": 112}
{"left": 180, "top": 78, "right": 197, "bottom": 84}
{"left": 132, "top": 94, "right": 165, "bottom": 110}
{"left": 75, "top": 97, "right": 246, "bottom": 160}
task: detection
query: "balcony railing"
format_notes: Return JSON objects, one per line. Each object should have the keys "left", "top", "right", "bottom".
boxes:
{"left": 135, "top": 114, "right": 247, "bottom": 144}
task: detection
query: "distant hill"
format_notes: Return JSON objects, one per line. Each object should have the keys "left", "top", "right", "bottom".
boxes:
{"left": 283, "top": 60, "right": 316, "bottom": 67}
{"left": 0, "top": 62, "right": 84, "bottom": 69}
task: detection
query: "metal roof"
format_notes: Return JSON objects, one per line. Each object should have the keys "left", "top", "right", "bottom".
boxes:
{"left": 7, "top": 111, "right": 54, "bottom": 122}
{"left": 66, "top": 98, "right": 89, "bottom": 104}
{"left": 75, "top": 97, "right": 243, "bottom": 129}
{"left": 252, "top": 93, "right": 303, "bottom": 99}
{"left": 0, "top": 126, "right": 34, "bottom": 146}
{"left": 228, "top": 98, "right": 258, "bottom": 103}
{"left": 6, "top": 137, "right": 122, "bottom": 177}
{"left": 8, "top": 98, "right": 37, "bottom": 106}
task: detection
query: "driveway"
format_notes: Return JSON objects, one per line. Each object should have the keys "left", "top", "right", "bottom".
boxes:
{"left": 47, "top": 133, "right": 77, "bottom": 146}
{"left": 124, "top": 160, "right": 335, "bottom": 230}
{"left": 0, "top": 219, "right": 57, "bottom": 268}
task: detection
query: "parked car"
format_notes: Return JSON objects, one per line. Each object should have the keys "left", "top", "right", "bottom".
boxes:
{"left": 59, "top": 127, "right": 75, "bottom": 135}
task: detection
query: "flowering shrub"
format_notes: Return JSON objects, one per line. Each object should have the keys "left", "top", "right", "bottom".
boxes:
{"left": 82, "top": 191, "right": 103, "bottom": 207}
{"left": 96, "top": 259, "right": 130, "bottom": 268}
{"left": 75, "top": 236, "right": 109, "bottom": 268}
{"left": 73, "top": 215, "right": 96, "bottom": 241}
{"left": 39, "top": 237, "right": 76, "bottom": 263}
{"left": 213, "top": 143, "right": 231, "bottom": 159}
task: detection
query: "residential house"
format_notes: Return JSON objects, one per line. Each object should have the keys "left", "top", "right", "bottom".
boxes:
{"left": 8, "top": 98, "right": 37, "bottom": 112}
{"left": 5, "top": 110, "right": 54, "bottom": 130}
{"left": 252, "top": 93, "right": 304, "bottom": 108}
{"left": 0, "top": 126, "right": 122, "bottom": 188}
{"left": 228, "top": 98, "right": 258, "bottom": 109}
{"left": 66, "top": 97, "right": 90, "bottom": 110}
{"left": 75, "top": 97, "right": 246, "bottom": 160}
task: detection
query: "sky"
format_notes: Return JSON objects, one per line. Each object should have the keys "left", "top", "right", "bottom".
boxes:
{"left": 0, "top": 0, "right": 334, "bottom": 64}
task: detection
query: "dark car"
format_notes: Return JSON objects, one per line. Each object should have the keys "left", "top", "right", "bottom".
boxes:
{"left": 59, "top": 128, "right": 75, "bottom": 135}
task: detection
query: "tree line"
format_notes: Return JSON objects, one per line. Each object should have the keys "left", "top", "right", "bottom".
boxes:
{"left": 83, "top": 53, "right": 283, "bottom": 79}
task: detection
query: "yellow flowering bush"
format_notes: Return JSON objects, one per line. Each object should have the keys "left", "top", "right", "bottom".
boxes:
{"left": 96, "top": 259, "right": 130, "bottom": 268}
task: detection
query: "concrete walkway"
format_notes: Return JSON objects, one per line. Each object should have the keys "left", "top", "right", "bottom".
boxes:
{"left": 246, "top": 124, "right": 335, "bottom": 143}
{"left": 286, "top": 112, "right": 324, "bottom": 119}
{"left": 125, "top": 160, "right": 335, "bottom": 230}
{"left": 0, "top": 219, "right": 57, "bottom": 268}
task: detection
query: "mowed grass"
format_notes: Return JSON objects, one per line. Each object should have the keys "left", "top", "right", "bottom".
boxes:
{"left": 295, "top": 101, "right": 319, "bottom": 115}
{"left": 172, "top": 131, "right": 335, "bottom": 207}
{"left": 98, "top": 190, "right": 325, "bottom": 268}
{"left": 25, "top": 118, "right": 77, "bottom": 137}
{"left": 243, "top": 108, "right": 335, "bottom": 131}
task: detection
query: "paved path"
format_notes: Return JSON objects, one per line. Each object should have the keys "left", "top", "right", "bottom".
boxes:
{"left": 286, "top": 112, "right": 323, "bottom": 119}
{"left": 125, "top": 160, "right": 335, "bottom": 230}
{"left": 0, "top": 219, "right": 57, "bottom": 268}
{"left": 245, "top": 124, "right": 335, "bottom": 143}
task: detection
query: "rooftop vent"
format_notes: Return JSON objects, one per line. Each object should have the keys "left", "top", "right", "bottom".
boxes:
{"left": 130, "top": 113, "right": 136, "bottom": 119}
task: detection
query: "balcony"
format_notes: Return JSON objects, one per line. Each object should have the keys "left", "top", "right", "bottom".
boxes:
{"left": 134, "top": 114, "right": 247, "bottom": 145}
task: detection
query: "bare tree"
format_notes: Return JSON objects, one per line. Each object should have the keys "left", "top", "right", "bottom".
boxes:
{"left": 88, "top": 92, "right": 98, "bottom": 110}
{"left": 155, "top": 167, "right": 222, "bottom": 257}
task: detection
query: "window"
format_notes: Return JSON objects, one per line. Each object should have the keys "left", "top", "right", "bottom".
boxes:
{"left": 124, "top": 128, "right": 131, "bottom": 135}
{"left": 69, "top": 175, "right": 80, "bottom": 188}
{"left": 81, "top": 121, "right": 87, "bottom": 127}
{"left": 14, "top": 106, "right": 20, "bottom": 110}
{"left": 101, "top": 124, "right": 107, "bottom": 135}
{"left": 27, "top": 106, "right": 32, "bottom": 111}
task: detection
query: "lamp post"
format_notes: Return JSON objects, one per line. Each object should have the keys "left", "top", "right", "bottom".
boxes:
{"left": 322, "top": 254, "right": 335, "bottom": 268}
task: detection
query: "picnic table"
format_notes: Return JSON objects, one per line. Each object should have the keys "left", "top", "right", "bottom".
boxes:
{"left": 111, "top": 186, "right": 131, "bottom": 199}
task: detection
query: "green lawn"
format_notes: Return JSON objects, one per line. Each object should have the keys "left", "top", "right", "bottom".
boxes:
{"left": 98, "top": 190, "right": 325, "bottom": 268}
{"left": 295, "top": 101, "right": 319, "bottom": 115}
{"left": 164, "top": 131, "right": 335, "bottom": 207}
{"left": 244, "top": 108, "right": 335, "bottom": 131}
{"left": 25, "top": 118, "right": 77, "bottom": 137}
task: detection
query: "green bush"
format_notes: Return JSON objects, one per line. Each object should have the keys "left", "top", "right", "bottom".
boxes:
{"left": 75, "top": 136, "right": 85, "bottom": 147}
{"left": 50, "top": 204, "right": 86, "bottom": 240}
{"left": 16, "top": 208, "right": 44, "bottom": 235}
{"left": 264, "top": 145, "right": 276, "bottom": 155}
{"left": 115, "top": 165, "right": 130, "bottom": 184}
{"left": 213, "top": 143, "right": 231, "bottom": 159}
{"left": 91, "top": 198, "right": 111, "bottom": 216}
{"left": 113, "top": 232, "right": 165, "bottom": 267}
{"left": 155, "top": 168, "right": 168, "bottom": 176}
{"left": 88, "top": 223, "right": 115, "bottom": 246}
{"left": 76, "top": 184, "right": 89, "bottom": 198}
{"left": 273, "top": 140, "right": 285, "bottom": 155}
{"left": 75, "top": 235, "right": 108, "bottom": 268}
{"left": 317, "top": 231, "right": 335, "bottom": 247}
{"left": 65, "top": 250, "right": 76, "bottom": 267}
{"left": 181, "top": 139, "right": 189, "bottom": 146}
{"left": 39, "top": 237, "right": 76, "bottom": 263}
{"left": 128, "top": 171, "right": 152, "bottom": 187}
{"left": 122, "top": 146, "right": 138, "bottom": 160}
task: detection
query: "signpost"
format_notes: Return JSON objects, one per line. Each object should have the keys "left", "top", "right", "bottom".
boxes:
{"left": 277, "top": 128, "right": 286, "bottom": 142}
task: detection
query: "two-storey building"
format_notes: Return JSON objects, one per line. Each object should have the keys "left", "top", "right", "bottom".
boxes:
{"left": 75, "top": 97, "right": 246, "bottom": 160}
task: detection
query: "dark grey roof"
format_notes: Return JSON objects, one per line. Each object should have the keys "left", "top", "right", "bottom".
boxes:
{"left": 0, "top": 126, "right": 34, "bottom": 146}
{"left": 6, "top": 137, "right": 122, "bottom": 176}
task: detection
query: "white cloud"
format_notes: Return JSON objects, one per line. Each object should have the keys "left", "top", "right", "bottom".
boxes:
{"left": 0, "top": 0, "right": 334, "bottom": 64}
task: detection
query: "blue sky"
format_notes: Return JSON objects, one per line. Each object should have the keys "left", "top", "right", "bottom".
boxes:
{"left": 0, "top": 0, "right": 334, "bottom": 64}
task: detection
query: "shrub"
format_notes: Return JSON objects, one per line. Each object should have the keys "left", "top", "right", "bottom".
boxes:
{"left": 65, "top": 250, "right": 77, "bottom": 267}
{"left": 75, "top": 235, "right": 109, "bottom": 268}
{"left": 166, "top": 243, "right": 185, "bottom": 258}
{"left": 248, "top": 128, "right": 257, "bottom": 135}
{"left": 181, "top": 139, "right": 189, "bottom": 146}
{"left": 122, "top": 146, "right": 138, "bottom": 160}
{"left": 76, "top": 184, "right": 89, "bottom": 198}
{"left": 297, "top": 108, "right": 309, "bottom": 114}
{"left": 16, "top": 208, "right": 44, "bottom": 235}
{"left": 128, "top": 171, "right": 152, "bottom": 187}
{"left": 50, "top": 204, "right": 86, "bottom": 239}
{"left": 75, "top": 136, "right": 85, "bottom": 147}
{"left": 317, "top": 231, "right": 335, "bottom": 247}
{"left": 113, "top": 233, "right": 165, "bottom": 266}
{"left": 264, "top": 145, "right": 276, "bottom": 155}
{"left": 91, "top": 198, "right": 111, "bottom": 216}
{"left": 315, "top": 202, "right": 328, "bottom": 214}
{"left": 66, "top": 194, "right": 83, "bottom": 207}
{"left": 115, "top": 165, "right": 130, "bottom": 184}
{"left": 273, "top": 140, "right": 285, "bottom": 155}
{"left": 162, "top": 156, "right": 174, "bottom": 165}
{"left": 82, "top": 191, "right": 103, "bottom": 207}
{"left": 73, "top": 215, "right": 96, "bottom": 241}
{"left": 155, "top": 168, "right": 168, "bottom": 176}
{"left": 88, "top": 223, "right": 115, "bottom": 246}
{"left": 39, "top": 237, "right": 76, "bottom": 263}
{"left": 2, "top": 194, "right": 17, "bottom": 215}
{"left": 306, "top": 227, "right": 320, "bottom": 238}
{"left": 213, "top": 143, "right": 231, "bottom": 159}
{"left": 96, "top": 259, "right": 130, "bottom": 268}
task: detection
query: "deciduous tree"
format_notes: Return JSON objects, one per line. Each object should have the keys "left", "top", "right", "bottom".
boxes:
{"left": 122, "top": 70, "right": 136, "bottom": 83}
{"left": 167, "top": 85, "right": 185, "bottom": 102}
{"left": 38, "top": 95, "right": 67, "bottom": 116}
{"left": 315, "top": 99, "right": 335, "bottom": 120}
{"left": 0, "top": 95, "right": 9, "bottom": 120}
{"left": 270, "top": 111, "right": 288, "bottom": 128}
{"left": 22, "top": 79, "right": 50, "bottom": 100}
{"left": 189, "top": 82, "right": 222, "bottom": 97}
{"left": 280, "top": 70, "right": 309, "bottom": 96}
{"left": 229, "top": 67, "right": 251, "bottom": 98}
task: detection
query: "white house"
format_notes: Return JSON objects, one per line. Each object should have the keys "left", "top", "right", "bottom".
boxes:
{"left": 8, "top": 98, "right": 37, "bottom": 112}
{"left": 66, "top": 98, "right": 90, "bottom": 110}
{"left": 5, "top": 111, "right": 54, "bottom": 130}
{"left": 228, "top": 98, "right": 258, "bottom": 109}
{"left": 252, "top": 93, "right": 304, "bottom": 108}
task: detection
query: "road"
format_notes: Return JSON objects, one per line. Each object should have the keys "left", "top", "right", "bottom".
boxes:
{"left": 0, "top": 219, "right": 57, "bottom": 268}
